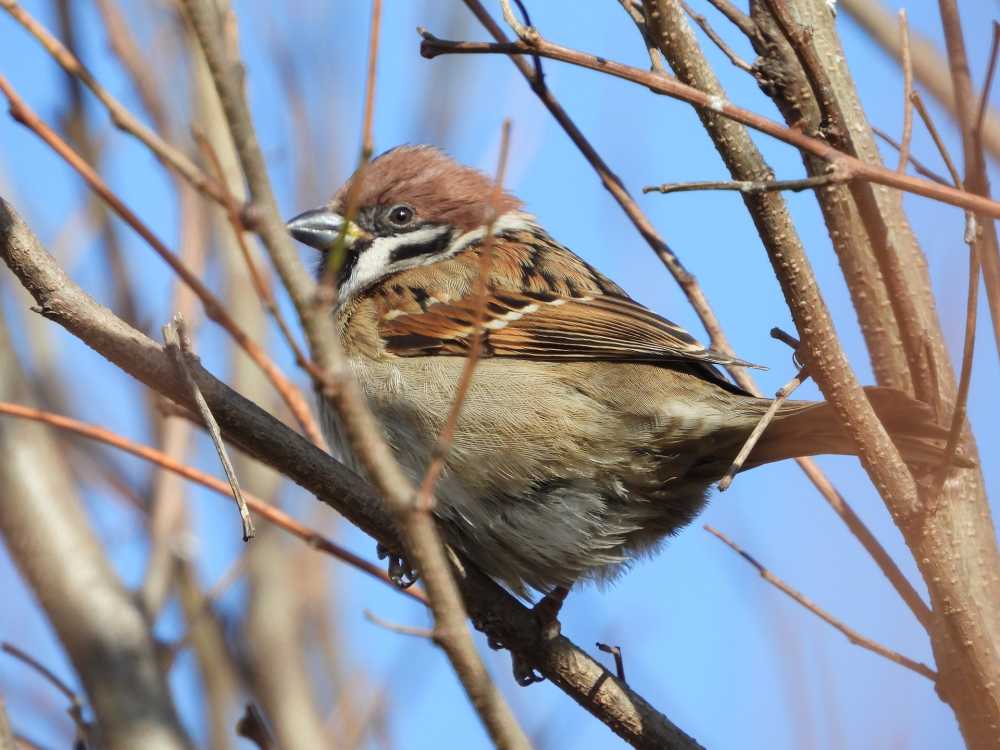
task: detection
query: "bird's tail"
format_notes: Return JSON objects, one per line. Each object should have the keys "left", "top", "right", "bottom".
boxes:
{"left": 745, "top": 387, "right": 971, "bottom": 472}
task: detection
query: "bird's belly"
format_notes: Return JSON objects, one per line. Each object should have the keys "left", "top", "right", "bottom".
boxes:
{"left": 324, "top": 356, "right": 716, "bottom": 594}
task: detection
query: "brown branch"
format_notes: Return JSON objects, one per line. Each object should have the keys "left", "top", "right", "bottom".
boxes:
{"left": 124, "top": 3, "right": 533, "bottom": 745}
{"left": 363, "top": 610, "right": 434, "bottom": 640}
{"left": 164, "top": 314, "right": 254, "bottom": 541}
{"left": 415, "top": 120, "right": 511, "bottom": 511}
{"left": 178, "top": 0, "right": 318, "bottom": 325}
{"left": 419, "top": 33, "right": 1000, "bottom": 219}
{"left": 1, "top": 198, "right": 701, "bottom": 750}
{"left": 681, "top": 0, "right": 753, "bottom": 73}
{"left": 192, "top": 129, "right": 320, "bottom": 394}
{"left": 0, "top": 75, "right": 325, "bottom": 448}
{"left": 595, "top": 642, "right": 626, "bottom": 683}
{"left": 872, "top": 127, "right": 949, "bottom": 185}
{"left": 703, "top": 0, "right": 759, "bottom": 42}
{"left": 896, "top": 9, "right": 913, "bottom": 175}
{"left": 717, "top": 364, "right": 809, "bottom": 491}
{"left": 637, "top": 0, "right": 932, "bottom": 624}
{"left": 0, "top": 308, "right": 191, "bottom": 748}
{"left": 840, "top": 0, "right": 1000, "bottom": 162}
{"left": 643, "top": 171, "right": 845, "bottom": 195}
{"left": 93, "top": 0, "right": 169, "bottom": 133}
{"left": 939, "top": 0, "right": 1000, "bottom": 380}
{"left": 976, "top": 22, "right": 1000, "bottom": 138}
{"left": 0, "top": 0, "right": 225, "bottom": 204}
{"left": 705, "top": 527, "right": 937, "bottom": 680}
{"left": 910, "top": 92, "right": 963, "bottom": 186}
{"left": 938, "top": 219, "right": 980, "bottom": 480}
{"left": 616, "top": 0, "right": 668, "bottom": 74}
{"left": 0, "top": 400, "right": 426, "bottom": 605}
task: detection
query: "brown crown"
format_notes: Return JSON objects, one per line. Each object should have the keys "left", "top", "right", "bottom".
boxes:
{"left": 331, "top": 145, "right": 522, "bottom": 232}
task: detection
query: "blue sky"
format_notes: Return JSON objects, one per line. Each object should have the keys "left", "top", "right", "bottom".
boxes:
{"left": 1, "top": 1, "right": 998, "bottom": 748}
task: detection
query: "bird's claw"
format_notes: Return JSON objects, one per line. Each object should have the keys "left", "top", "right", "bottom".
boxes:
{"left": 512, "top": 652, "right": 545, "bottom": 686}
{"left": 376, "top": 543, "right": 419, "bottom": 588}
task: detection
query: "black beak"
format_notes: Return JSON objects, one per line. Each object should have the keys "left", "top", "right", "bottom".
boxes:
{"left": 285, "top": 207, "right": 348, "bottom": 252}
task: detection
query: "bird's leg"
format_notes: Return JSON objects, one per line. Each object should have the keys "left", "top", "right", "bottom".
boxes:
{"left": 376, "top": 542, "right": 419, "bottom": 588}
{"left": 532, "top": 585, "right": 571, "bottom": 640}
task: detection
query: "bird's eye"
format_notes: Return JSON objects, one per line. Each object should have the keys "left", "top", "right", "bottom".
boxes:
{"left": 387, "top": 205, "right": 414, "bottom": 227}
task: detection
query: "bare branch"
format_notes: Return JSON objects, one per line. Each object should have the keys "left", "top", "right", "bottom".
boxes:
{"left": 705, "top": 526, "right": 936, "bottom": 681}
{"left": 0, "top": 0, "right": 225, "bottom": 203}
{"left": 0, "top": 401, "right": 426, "bottom": 605}
{"left": 0, "top": 75, "right": 325, "bottom": 447}
{"left": 419, "top": 33, "right": 1000, "bottom": 218}
{"left": 643, "top": 171, "right": 846, "bottom": 195}
{"left": 717, "top": 364, "right": 810, "bottom": 491}
{"left": 896, "top": 9, "right": 913, "bottom": 175}
{"left": 164, "top": 314, "right": 254, "bottom": 541}
{"left": 840, "top": 0, "right": 1000, "bottom": 162}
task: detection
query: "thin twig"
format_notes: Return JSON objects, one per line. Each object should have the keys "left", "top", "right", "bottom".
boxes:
{"left": 0, "top": 401, "right": 426, "bottom": 604}
{"left": 163, "top": 555, "right": 248, "bottom": 663}
{"left": 910, "top": 91, "right": 963, "bottom": 186}
{"left": 364, "top": 610, "right": 434, "bottom": 640}
{"left": 1, "top": 642, "right": 90, "bottom": 736}
{"left": 0, "top": 0, "right": 225, "bottom": 204}
{"left": 0, "top": 75, "right": 325, "bottom": 447}
{"left": 840, "top": 0, "right": 1000, "bottom": 162}
{"left": 165, "top": 314, "right": 253, "bottom": 540}
{"left": 938, "top": 218, "right": 980, "bottom": 481}
{"left": 976, "top": 22, "right": 1000, "bottom": 139}
{"left": 681, "top": 0, "right": 753, "bottom": 72}
{"left": 361, "top": 0, "right": 381, "bottom": 160}
{"left": 718, "top": 364, "right": 810, "bottom": 491}
{"left": 643, "top": 171, "right": 845, "bottom": 195}
{"left": 596, "top": 642, "right": 626, "bottom": 683}
{"left": 418, "top": 32, "right": 1000, "bottom": 218}
{"left": 872, "top": 127, "right": 949, "bottom": 185}
{"left": 939, "top": 0, "right": 1000, "bottom": 379}
{"left": 500, "top": 0, "right": 538, "bottom": 43}
{"left": 704, "top": 527, "right": 937, "bottom": 681}
{"left": 896, "top": 9, "right": 913, "bottom": 175}
{"left": 192, "top": 129, "right": 319, "bottom": 391}
{"left": 703, "top": 0, "right": 759, "bottom": 42}
{"left": 616, "top": 0, "right": 668, "bottom": 74}
{"left": 93, "top": 0, "right": 169, "bottom": 132}
{"left": 415, "top": 120, "right": 512, "bottom": 511}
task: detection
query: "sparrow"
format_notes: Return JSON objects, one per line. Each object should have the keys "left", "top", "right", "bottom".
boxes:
{"left": 287, "top": 145, "right": 957, "bottom": 600}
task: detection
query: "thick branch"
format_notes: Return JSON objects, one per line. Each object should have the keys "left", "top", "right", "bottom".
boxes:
{"left": 0, "top": 275, "right": 191, "bottom": 750}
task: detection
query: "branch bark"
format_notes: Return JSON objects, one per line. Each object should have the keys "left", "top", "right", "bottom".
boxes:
{"left": 0, "top": 282, "right": 191, "bottom": 750}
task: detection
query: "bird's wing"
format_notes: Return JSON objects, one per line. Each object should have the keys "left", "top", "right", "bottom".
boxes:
{"left": 379, "top": 287, "right": 761, "bottom": 370}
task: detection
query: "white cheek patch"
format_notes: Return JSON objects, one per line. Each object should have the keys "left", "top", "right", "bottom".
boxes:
{"left": 339, "top": 225, "right": 452, "bottom": 302}
{"left": 336, "top": 211, "right": 540, "bottom": 305}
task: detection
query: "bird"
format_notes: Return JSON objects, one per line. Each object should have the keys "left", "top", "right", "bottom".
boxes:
{"left": 287, "top": 145, "right": 960, "bottom": 604}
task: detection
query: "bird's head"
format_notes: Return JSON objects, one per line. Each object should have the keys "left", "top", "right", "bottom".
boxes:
{"left": 286, "top": 145, "right": 524, "bottom": 303}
